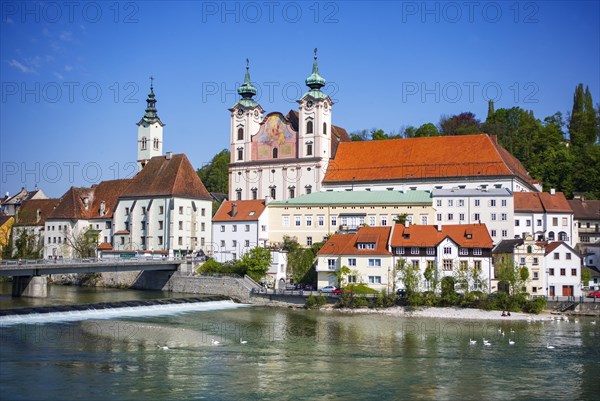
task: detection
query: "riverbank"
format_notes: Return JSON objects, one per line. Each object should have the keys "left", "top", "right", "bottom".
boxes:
{"left": 325, "top": 305, "right": 550, "bottom": 321}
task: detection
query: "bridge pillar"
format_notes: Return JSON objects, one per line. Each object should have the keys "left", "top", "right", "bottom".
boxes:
{"left": 12, "top": 276, "right": 48, "bottom": 298}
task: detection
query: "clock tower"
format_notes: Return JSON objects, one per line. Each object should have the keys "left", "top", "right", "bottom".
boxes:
{"left": 137, "top": 77, "right": 164, "bottom": 171}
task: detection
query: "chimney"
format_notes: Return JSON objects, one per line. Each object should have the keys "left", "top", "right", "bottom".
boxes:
{"left": 166, "top": 152, "right": 173, "bottom": 160}
{"left": 264, "top": 195, "right": 271, "bottom": 205}
{"left": 99, "top": 201, "right": 106, "bottom": 216}
{"left": 437, "top": 224, "right": 442, "bottom": 232}
{"left": 231, "top": 202, "right": 238, "bottom": 217}
{"left": 550, "top": 188, "right": 556, "bottom": 195}
{"left": 36, "top": 209, "right": 41, "bottom": 223}
{"left": 404, "top": 220, "right": 410, "bottom": 228}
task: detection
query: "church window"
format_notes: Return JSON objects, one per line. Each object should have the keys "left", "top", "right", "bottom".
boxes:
{"left": 237, "top": 147, "right": 243, "bottom": 161}
{"left": 323, "top": 122, "right": 327, "bottom": 135}
{"left": 305, "top": 185, "right": 312, "bottom": 195}
{"left": 236, "top": 190, "right": 242, "bottom": 201}
{"left": 306, "top": 120, "right": 313, "bottom": 134}
{"left": 251, "top": 188, "right": 258, "bottom": 200}
{"left": 141, "top": 137, "right": 147, "bottom": 150}
{"left": 306, "top": 142, "right": 313, "bottom": 156}
{"left": 289, "top": 187, "right": 295, "bottom": 199}
{"left": 153, "top": 138, "right": 159, "bottom": 150}
{"left": 270, "top": 186, "right": 276, "bottom": 200}
{"left": 273, "top": 148, "right": 278, "bottom": 159}
{"left": 237, "top": 128, "right": 244, "bottom": 141}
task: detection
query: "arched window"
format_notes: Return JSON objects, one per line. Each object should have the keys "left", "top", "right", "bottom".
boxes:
{"left": 527, "top": 245, "right": 532, "bottom": 253}
{"left": 305, "top": 185, "right": 312, "bottom": 195}
{"left": 237, "top": 147, "right": 243, "bottom": 161}
{"left": 273, "top": 148, "right": 278, "bottom": 159}
{"left": 306, "top": 141, "right": 313, "bottom": 156}
{"left": 237, "top": 128, "right": 244, "bottom": 141}
{"left": 306, "top": 120, "right": 313, "bottom": 134}
{"left": 153, "top": 138, "right": 159, "bottom": 150}
{"left": 141, "top": 137, "right": 147, "bottom": 150}
{"left": 323, "top": 122, "right": 327, "bottom": 135}
{"left": 289, "top": 186, "right": 295, "bottom": 199}
{"left": 548, "top": 232, "right": 555, "bottom": 241}
{"left": 270, "top": 186, "right": 276, "bottom": 200}
{"left": 558, "top": 231, "right": 567, "bottom": 241}
{"left": 251, "top": 188, "right": 258, "bottom": 200}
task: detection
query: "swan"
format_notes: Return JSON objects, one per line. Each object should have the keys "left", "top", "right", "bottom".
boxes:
{"left": 211, "top": 339, "right": 220, "bottom": 345}
{"left": 469, "top": 338, "right": 477, "bottom": 345}
{"left": 592, "top": 321, "right": 597, "bottom": 325}
{"left": 156, "top": 345, "right": 169, "bottom": 350}
{"left": 546, "top": 343, "right": 555, "bottom": 349}
{"left": 574, "top": 319, "right": 579, "bottom": 324}
{"left": 510, "top": 328, "right": 515, "bottom": 333}
{"left": 484, "top": 341, "right": 492, "bottom": 346}
{"left": 508, "top": 339, "right": 515, "bottom": 345}
{"left": 501, "top": 331, "right": 505, "bottom": 337}
{"left": 240, "top": 339, "right": 248, "bottom": 344}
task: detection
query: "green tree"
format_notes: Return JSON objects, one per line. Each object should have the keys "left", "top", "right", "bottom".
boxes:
{"left": 237, "top": 247, "right": 272, "bottom": 282}
{"left": 423, "top": 261, "right": 439, "bottom": 293}
{"left": 350, "top": 129, "right": 370, "bottom": 141}
{"left": 439, "top": 112, "right": 481, "bottom": 136}
{"left": 196, "top": 149, "right": 230, "bottom": 194}
{"left": 13, "top": 228, "right": 42, "bottom": 259}
{"left": 330, "top": 265, "right": 351, "bottom": 289}
{"left": 67, "top": 227, "right": 100, "bottom": 258}
{"left": 396, "top": 257, "right": 420, "bottom": 297}
{"left": 581, "top": 268, "right": 592, "bottom": 287}
{"left": 414, "top": 123, "right": 439, "bottom": 137}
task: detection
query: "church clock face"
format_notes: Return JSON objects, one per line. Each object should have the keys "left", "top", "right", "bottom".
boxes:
{"left": 237, "top": 108, "right": 244, "bottom": 116}
{"left": 254, "top": 110, "right": 259, "bottom": 117}
{"left": 324, "top": 102, "right": 328, "bottom": 110}
{"left": 306, "top": 100, "right": 313, "bottom": 109}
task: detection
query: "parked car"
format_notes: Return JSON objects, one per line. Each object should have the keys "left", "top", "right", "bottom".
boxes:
{"left": 587, "top": 290, "right": 600, "bottom": 298}
{"left": 319, "top": 286, "right": 341, "bottom": 294}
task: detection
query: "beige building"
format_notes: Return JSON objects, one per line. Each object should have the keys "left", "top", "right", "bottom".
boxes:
{"left": 267, "top": 190, "right": 434, "bottom": 247}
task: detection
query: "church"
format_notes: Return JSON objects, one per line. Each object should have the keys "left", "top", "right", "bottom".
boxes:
{"left": 227, "top": 52, "right": 350, "bottom": 202}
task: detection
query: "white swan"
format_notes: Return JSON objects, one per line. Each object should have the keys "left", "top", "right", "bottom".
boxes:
{"left": 156, "top": 345, "right": 169, "bottom": 350}
{"left": 469, "top": 338, "right": 477, "bottom": 345}
{"left": 508, "top": 339, "right": 515, "bottom": 345}
{"left": 546, "top": 343, "right": 555, "bottom": 349}
{"left": 591, "top": 321, "right": 597, "bottom": 325}
{"left": 211, "top": 339, "right": 220, "bottom": 345}
{"left": 240, "top": 339, "right": 248, "bottom": 344}
{"left": 483, "top": 338, "right": 491, "bottom": 346}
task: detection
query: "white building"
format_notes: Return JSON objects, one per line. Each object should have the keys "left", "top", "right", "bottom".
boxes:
{"left": 432, "top": 188, "right": 514, "bottom": 244}
{"left": 544, "top": 241, "right": 582, "bottom": 298}
{"left": 228, "top": 54, "right": 350, "bottom": 202}
{"left": 568, "top": 196, "right": 600, "bottom": 270}
{"left": 514, "top": 190, "right": 575, "bottom": 247}
{"left": 112, "top": 153, "right": 213, "bottom": 256}
{"left": 211, "top": 200, "right": 268, "bottom": 263}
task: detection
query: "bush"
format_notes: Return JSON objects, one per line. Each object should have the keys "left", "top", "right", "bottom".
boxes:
{"left": 345, "top": 283, "right": 379, "bottom": 295}
{"left": 305, "top": 295, "right": 327, "bottom": 309}
{"left": 523, "top": 297, "right": 547, "bottom": 314}
{"left": 421, "top": 291, "right": 439, "bottom": 307}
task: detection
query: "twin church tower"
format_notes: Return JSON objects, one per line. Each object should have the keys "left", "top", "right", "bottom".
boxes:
{"left": 136, "top": 51, "right": 348, "bottom": 199}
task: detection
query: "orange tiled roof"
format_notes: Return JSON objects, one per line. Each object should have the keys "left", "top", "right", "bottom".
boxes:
{"left": 390, "top": 223, "right": 493, "bottom": 249}
{"left": 88, "top": 179, "right": 133, "bottom": 219}
{"left": 318, "top": 226, "right": 392, "bottom": 256}
{"left": 97, "top": 242, "right": 113, "bottom": 250}
{"left": 121, "top": 154, "right": 212, "bottom": 199}
{"left": 48, "top": 187, "right": 94, "bottom": 220}
{"left": 544, "top": 241, "right": 578, "bottom": 256}
{"left": 213, "top": 200, "right": 266, "bottom": 222}
{"left": 323, "top": 134, "right": 535, "bottom": 186}
{"left": 15, "top": 198, "right": 60, "bottom": 226}
{"left": 514, "top": 192, "right": 572, "bottom": 213}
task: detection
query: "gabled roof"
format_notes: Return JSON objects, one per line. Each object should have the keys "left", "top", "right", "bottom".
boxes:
{"left": 323, "top": 134, "right": 535, "bottom": 187}
{"left": 48, "top": 187, "right": 94, "bottom": 220}
{"left": 121, "top": 154, "right": 212, "bottom": 200}
{"left": 492, "top": 239, "right": 525, "bottom": 254}
{"left": 14, "top": 198, "right": 60, "bottom": 226}
{"left": 270, "top": 190, "right": 432, "bottom": 206}
{"left": 2, "top": 187, "right": 47, "bottom": 205}
{"left": 544, "top": 241, "right": 579, "bottom": 257}
{"left": 213, "top": 200, "right": 266, "bottom": 222}
{"left": 390, "top": 223, "right": 493, "bottom": 249}
{"left": 88, "top": 179, "right": 133, "bottom": 219}
{"left": 567, "top": 199, "right": 600, "bottom": 220}
{"left": 514, "top": 192, "right": 572, "bottom": 213}
{"left": 318, "top": 226, "right": 392, "bottom": 256}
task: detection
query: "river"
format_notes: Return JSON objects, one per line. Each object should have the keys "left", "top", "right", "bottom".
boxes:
{"left": 0, "top": 284, "right": 598, "bottom": 400}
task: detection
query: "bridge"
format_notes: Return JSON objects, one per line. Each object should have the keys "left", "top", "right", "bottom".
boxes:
{"left": 0, "top": 258, "right": 183, "bottom": 298}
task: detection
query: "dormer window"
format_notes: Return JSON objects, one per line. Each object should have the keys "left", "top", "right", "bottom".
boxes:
{"left": 357, "top": 242, "right": 375, "bottom": 250}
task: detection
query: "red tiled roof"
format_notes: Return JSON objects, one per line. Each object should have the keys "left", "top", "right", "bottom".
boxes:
{"left": 14, "top": 198, "right": 60, "bottom": 226}
{"left": 390, "top": 223, "right": 493, "bottom": 249}
{"left": 48, "top": 187, "right": 94, "bottom": 219}
{"left": 515, "top": 192, "right": 572, "bottom": 213}
{"left": 567, "top": 199, "right": 600, "bottom": 219}
{"left": 121, "top": 154, "right": 212, "bottom": 199}
{"left": 544, "top": 241, "right": 578, "bottom": 256}
{"left": 114, "top": 230, "right": 130, "bottom": 235}
{"left": 88, "top": 179, "right": 133, "bottom": 219}
{"left": 213, "top": 200, "right": 266, "bottom": 222}
{"left": 323, "top": 134, "right": 535, "bottom": 186}
{"left": 318, "top": 226, "right": 392, "bottom": 256}
{"left": 97, "top": 242, "right": 113, "bottom": 250}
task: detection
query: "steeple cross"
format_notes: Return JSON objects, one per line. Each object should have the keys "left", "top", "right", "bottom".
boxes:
{"left": 149, "top": 75, "right": 154, "bottom": 89}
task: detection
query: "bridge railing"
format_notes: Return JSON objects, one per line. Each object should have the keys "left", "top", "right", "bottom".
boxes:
{"left": 0, "top": 257, "right": 183, "bottom": 267}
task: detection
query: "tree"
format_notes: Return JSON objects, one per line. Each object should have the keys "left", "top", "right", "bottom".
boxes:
{"left": 196, "top": 149, "right": 230, "bottom": 194}
{"left": 67, "top": 227, "right": 100, "bottom": 258}
{"left": 13, "top": 228, "right": 42, "bottom": 259}
{"left": 237, "top": 247, "right": 272, "bottom": 282}
{"left": 496, "top": 260, "right": 528, "bottom": 297}
{"left": 331, "top": 265, "right": 351, "bottom": 289}
{"left": 393, "top": 213, "right": 408, "bottom": 225}
{"left": 581, "top": 268, "right": 592, "bottom": 287}
{"left": 414, "top": 123, "right": 439, "bottom": 137}
{"left": 423, "top": 261, "right": 439, "bottom": 293}
{"left": 396, "top": 257, "right": 420, "bottom": 296}
{"left": 350, "top": 129, "right": 370, "bottom": 141}
{"left": 439, "top": 112, "right": 480, "bottom": 136}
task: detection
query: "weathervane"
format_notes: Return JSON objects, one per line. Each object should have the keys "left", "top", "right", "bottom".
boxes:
{"left": 314, "top": 48, "right": 317, "bottom": 61}
{"left": 149, "top": 75, "right": 154, "bottom": 89}
{"left": 246, "top": 58, "right": 249, "bottom": 71}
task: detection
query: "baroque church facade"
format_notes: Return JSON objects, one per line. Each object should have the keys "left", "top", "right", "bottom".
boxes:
{"left": 228, "top": 53, "right": 349, "bottom": 202}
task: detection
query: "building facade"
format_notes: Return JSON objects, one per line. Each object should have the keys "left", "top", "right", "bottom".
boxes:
{"left": 568, "top": 196, "right": 600, "bottom": 270}
{"left": 544, "top": 242, "right": 582, "bottom": 298}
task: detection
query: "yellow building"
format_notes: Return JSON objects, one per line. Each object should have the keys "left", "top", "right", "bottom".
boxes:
{"left": 0, "top": 214, "right": 14, "bottom": 258}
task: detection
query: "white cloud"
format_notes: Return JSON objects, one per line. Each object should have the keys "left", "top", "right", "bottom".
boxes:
{"left": 53, "top": 72, "right": 64, "bottom": 80}
{"left": 8, "top": 59, "right": 35, "bottom": 74}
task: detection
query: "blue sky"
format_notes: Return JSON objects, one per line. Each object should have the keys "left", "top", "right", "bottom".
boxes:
{"left": 1, "top": 1, "right": 599, "bottom": 198}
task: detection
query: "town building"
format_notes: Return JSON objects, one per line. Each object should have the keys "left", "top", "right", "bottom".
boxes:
{"left": 492, "top": 237, "right": 546, "bottom": 296}
{"left": 11, "top": 198, "right": 58, "bottom": 258}
{"left": 112, "top": 153, "right": 213, "bottom": 256}
{"left": 228, "top": 54, "right": 350, "bottom": 202}
{"left": 544, "top": 241, "right": 582, "bottom": 298}
{"left": 317, "top": 226, "right": 393, "bottom": 291}
{"left": 212, "top": 200, "right": 268, "bottom": 263}
{"left": 390, "top": 223, "right": 494, "bottom": 292}
{"left": 514, "top": 190, "right": 575, "bottom": 247}
{"left": 0, "top": 214, "right": 14, "bottom": 258}
{"left": 431, "top": 188, "right": 514, "bottom": 244}
{"left": 322, "top": 134, "right": 541, "bottom": 193}
{"left": 1, "top": 186, "right": 47, "bottom": 216}
{"left": 568, "top": 196, "right": 600, "bottom": 270}
{"left": 267, "top": 190, "right": 434, "bottom": 247}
